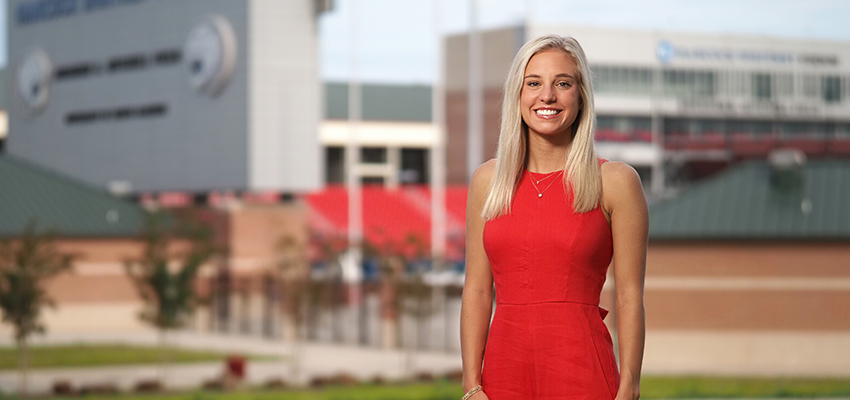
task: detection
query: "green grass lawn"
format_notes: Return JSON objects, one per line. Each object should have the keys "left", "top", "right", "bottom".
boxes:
{"left": 641, "top": 376, "right": 850, "bottom": 398}
{"left": 0, "top": 345, "right": 848, "bottom": 399}
{"left": 2, "top": 377, "right": 848, "bottom": 400}
{"left": 0, "top": 344, "right": 270, "bottom": 370}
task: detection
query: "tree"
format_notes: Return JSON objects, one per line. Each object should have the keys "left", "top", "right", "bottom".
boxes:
{"left": 307, "top": 232, "right": 348, "bottom": 342}
{"left": 364, "top": 231, "right": 433, "bottom": 378}
{"left": 275, "top": 232, "right": 312, "bottom": 383}
{"left": 0, "top": 222, "right": 75, "bottom": 398}
{"left": 124, "top": 211, "right": 220, "bottom": 384}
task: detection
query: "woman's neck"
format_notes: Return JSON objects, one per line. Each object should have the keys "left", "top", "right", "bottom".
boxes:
{"left": 526, "top": 132, "right": 571, "bottom": 173}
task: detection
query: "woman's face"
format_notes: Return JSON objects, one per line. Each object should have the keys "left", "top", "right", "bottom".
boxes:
{"left": 520, "top": 49, "right": 582, "bottom": 139}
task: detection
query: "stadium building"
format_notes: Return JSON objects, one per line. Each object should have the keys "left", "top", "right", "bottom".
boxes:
{"left": 444, "top": 24, "right": 850, "bottom": 197}
{"left": 8, "top": 0, "right": 327, "bottom": 194}
{"left": 3, "top": 0, "right": 332, "bottom": 338}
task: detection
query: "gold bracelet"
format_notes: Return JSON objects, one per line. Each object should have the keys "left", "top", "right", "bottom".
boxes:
{"left": 461, "top": 385, "right": 482, "bottom": 400}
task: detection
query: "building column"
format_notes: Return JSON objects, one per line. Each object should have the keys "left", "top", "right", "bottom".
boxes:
{"left": 387, "top": 146, "right": 401, "bottom": 189}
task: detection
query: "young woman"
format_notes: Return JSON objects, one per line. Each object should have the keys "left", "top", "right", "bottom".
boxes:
{"left": 460, "top": 35, "right": 648, "bottom": 400}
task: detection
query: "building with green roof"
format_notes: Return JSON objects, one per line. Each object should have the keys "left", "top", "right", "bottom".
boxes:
{"left": 0, "top": 155, "right": 158, "bottom": 336}
{"left": 0, "top": 155, "right": 148, "bottom": 238}
{"left": 649, "top": 158, "right": 850, "bottom": 240}
{"left": 640, "top": 155, "right": 850, "bottom": 376}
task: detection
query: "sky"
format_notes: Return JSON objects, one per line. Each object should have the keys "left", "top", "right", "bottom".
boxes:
{"left": 3, "top": 0, "right": 850, "bottom": 84}
{"left": 318, "top": 0, "right": 850, "bottom": 84}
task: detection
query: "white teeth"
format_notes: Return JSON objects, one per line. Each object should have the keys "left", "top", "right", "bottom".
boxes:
{"left": 536, "top": 109, "right": 559, "bottom": 116}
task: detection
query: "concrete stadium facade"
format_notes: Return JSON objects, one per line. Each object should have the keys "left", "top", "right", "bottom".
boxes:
{"left": 8, "top": 0, "right": 324, "bottom": 193}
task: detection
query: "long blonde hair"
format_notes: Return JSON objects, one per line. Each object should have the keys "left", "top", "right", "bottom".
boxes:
{"left": 481, "top": 34, "right": 600, "bottom": 220}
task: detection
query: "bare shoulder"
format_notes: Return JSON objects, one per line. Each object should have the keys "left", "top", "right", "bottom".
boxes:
{"left": 470, "top": 159, "right": 497, "bottom": 193}
{"left": 471, "top": 159, "right": 497, "bottom": 183}
{"left": 600, "top": 161, "right": 646, "bottom": 209}
{"left": 601, "top": 161, "right": 640, "bottom": 187}
{"left": 467, "top": 159, "right": 497, "bottom": 211}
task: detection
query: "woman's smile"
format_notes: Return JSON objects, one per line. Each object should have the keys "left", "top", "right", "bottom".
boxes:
{"left": 533, "top": 107, "right": 563, "bottom": 118}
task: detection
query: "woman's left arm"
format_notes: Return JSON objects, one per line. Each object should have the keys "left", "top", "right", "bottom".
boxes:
{"left": 601, "top": 161, "right": 649, "bottom": 400}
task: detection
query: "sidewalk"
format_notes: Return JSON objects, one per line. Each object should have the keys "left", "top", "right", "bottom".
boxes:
{"left": 0, "top": 331, "right": 462, "bottom": 396}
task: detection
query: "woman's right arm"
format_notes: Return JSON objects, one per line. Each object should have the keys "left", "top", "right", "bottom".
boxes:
{"left": 461, "top": 160, "right": 496, "bottom": 398}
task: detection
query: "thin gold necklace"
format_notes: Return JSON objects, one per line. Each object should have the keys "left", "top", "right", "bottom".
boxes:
{"left": 529, "top": 169, "right": 560, "bottom": 185}
{"left": 529, "top": 170, "right": 562, "bottom": 198}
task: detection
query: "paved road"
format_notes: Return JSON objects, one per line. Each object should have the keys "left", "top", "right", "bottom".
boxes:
{"left": 0, "top": 331, "right": 461, "bottom": 395}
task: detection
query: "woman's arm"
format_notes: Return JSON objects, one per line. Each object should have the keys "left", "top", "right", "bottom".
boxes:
{"left": 601, "top": 161, "right": 649, "bottom": 400}
{"left": 460, "top": 160, "right": 496, "bottom": 398}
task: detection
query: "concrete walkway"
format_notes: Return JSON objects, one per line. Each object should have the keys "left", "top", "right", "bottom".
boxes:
{"left": 0, "top": 331, "right": 462, "bottom": 396}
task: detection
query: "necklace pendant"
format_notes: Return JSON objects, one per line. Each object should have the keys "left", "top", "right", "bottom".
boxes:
{"left": 538, "top": 193, "right": 543, "bottom": 198}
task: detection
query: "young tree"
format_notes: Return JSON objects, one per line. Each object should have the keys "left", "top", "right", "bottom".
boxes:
{"left": 0, "top": 222, "right": 75, "bottom": 398}
{"left": 276, "top": 233, "right": 310, "bottom": 383}
{"left": 364, "top": 231, "right": 433, "bottom": 378}
{"left": 124, "top": 211, "right": 220, "bottom": 383}
{"left": 308, "top": 232, "right": 347, "bottom": 342}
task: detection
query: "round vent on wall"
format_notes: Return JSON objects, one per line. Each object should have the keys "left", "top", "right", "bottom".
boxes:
{"left": 184, "top": 15, "right": 237, "bottom": 98}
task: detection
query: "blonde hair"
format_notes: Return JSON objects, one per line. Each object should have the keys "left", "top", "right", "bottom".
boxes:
{"left": 481, "top": 34, "right": 600, "bottom": 220}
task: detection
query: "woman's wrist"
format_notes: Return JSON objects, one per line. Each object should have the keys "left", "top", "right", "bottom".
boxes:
{"left": 616, "top": 378, "right": 640, "bottom": 399}
{"left": 461, "top": 374, "right": 481, "bottom": 392}
{"left": 461, "top": 384, "right": 483, "bottom": 400}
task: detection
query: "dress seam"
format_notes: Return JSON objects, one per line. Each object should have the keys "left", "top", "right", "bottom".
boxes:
{"left": 589, "top": 315, "right": 617, "bottom": 399}
{"left": 496, "top": 300, "right": 597, "bottom": 307}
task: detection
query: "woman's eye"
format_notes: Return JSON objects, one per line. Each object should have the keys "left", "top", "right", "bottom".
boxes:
{"left": 526, "top": 81, "right": 540, "bottom": 87}
{"left": 557, "top": 81, "right": 572, "bottom": 87}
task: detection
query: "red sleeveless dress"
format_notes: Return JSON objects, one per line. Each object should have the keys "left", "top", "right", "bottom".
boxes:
{"left": 481, "top": 162, "right": 618, "bottom": 399}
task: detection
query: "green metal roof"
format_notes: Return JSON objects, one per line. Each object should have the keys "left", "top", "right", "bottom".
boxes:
{"left": 0, "top": 155, "right": 148, "bottom": 238}
{"left": 649, "top": 159, "right": 850, "bottom": 240}
{"left": 325, "top": 82, "right": 432, "bottom": 122}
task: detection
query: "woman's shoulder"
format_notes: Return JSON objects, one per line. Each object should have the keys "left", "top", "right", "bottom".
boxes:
{"left": 470, "top": 159, "right": 497, "bottom": 187}
{"left": 600, "top": 159, "right": 636, "bottom": 178}
{"left": 468, "top": 159, "right": 497, "bottom": 203}
{"left": 600, "top": 160, "right": 644, "bottom": 205}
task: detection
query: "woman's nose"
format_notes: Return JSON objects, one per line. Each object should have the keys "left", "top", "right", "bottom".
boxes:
{"left": 540, "top": 86, "right": 556, "bottom": 102}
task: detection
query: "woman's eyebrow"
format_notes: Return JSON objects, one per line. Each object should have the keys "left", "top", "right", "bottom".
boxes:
{"left": 523, "top": 73, "right": 576, "bottom": 79}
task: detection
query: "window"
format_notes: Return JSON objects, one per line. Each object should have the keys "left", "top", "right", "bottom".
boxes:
{"left": 362, "top": 176, "right": 385, "bottom": 185}
{"left": 590, "top": 65, "right": 652, "bottom": 95}
{"left": 400, "top": 148, "right": 429, "bottom": 184}
{"left": 629, "top": 117, "right": 652, "bottom": 132}
{"left": 753, "top": 121, "right": 773, "bottom": 136}
{"left": 823, "top": 76, "right": 841, "bottom": 103}
{"left": 360, "top": 147, "right": 387, "bottom": 164}
{"left": 802, "top": 75, "right": 819, "bottom": 98}
{"left": 844, "top": 75, "right": 850, "bottom": 100}
{"left": 836, "top": 124, "right": 850, "bottom": 139}
{"left": 325, "top": 147, "right": 344, "bottom": 184}
{"left": 776, "top": 73, "right": 794, "bottom": 98}
{"left": 597, "top": 116, "right": 616, "bottom": 130}
{"left": 754, "top": 73, "right": 772, "bottom": 100}
{"left": 663, "top": 69, "right": 715, "bottom": 97}
{"left": 694, "top": 71, "right": 714, "bottom": 97}
{"left": 692, "top": 119, "right": 723, "bottom": 134}
{"left": 664, "top": 118, "right": 690, "bottom": 137}
{"left": 727, "top": 120, "right": 749, "bottom": 135}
